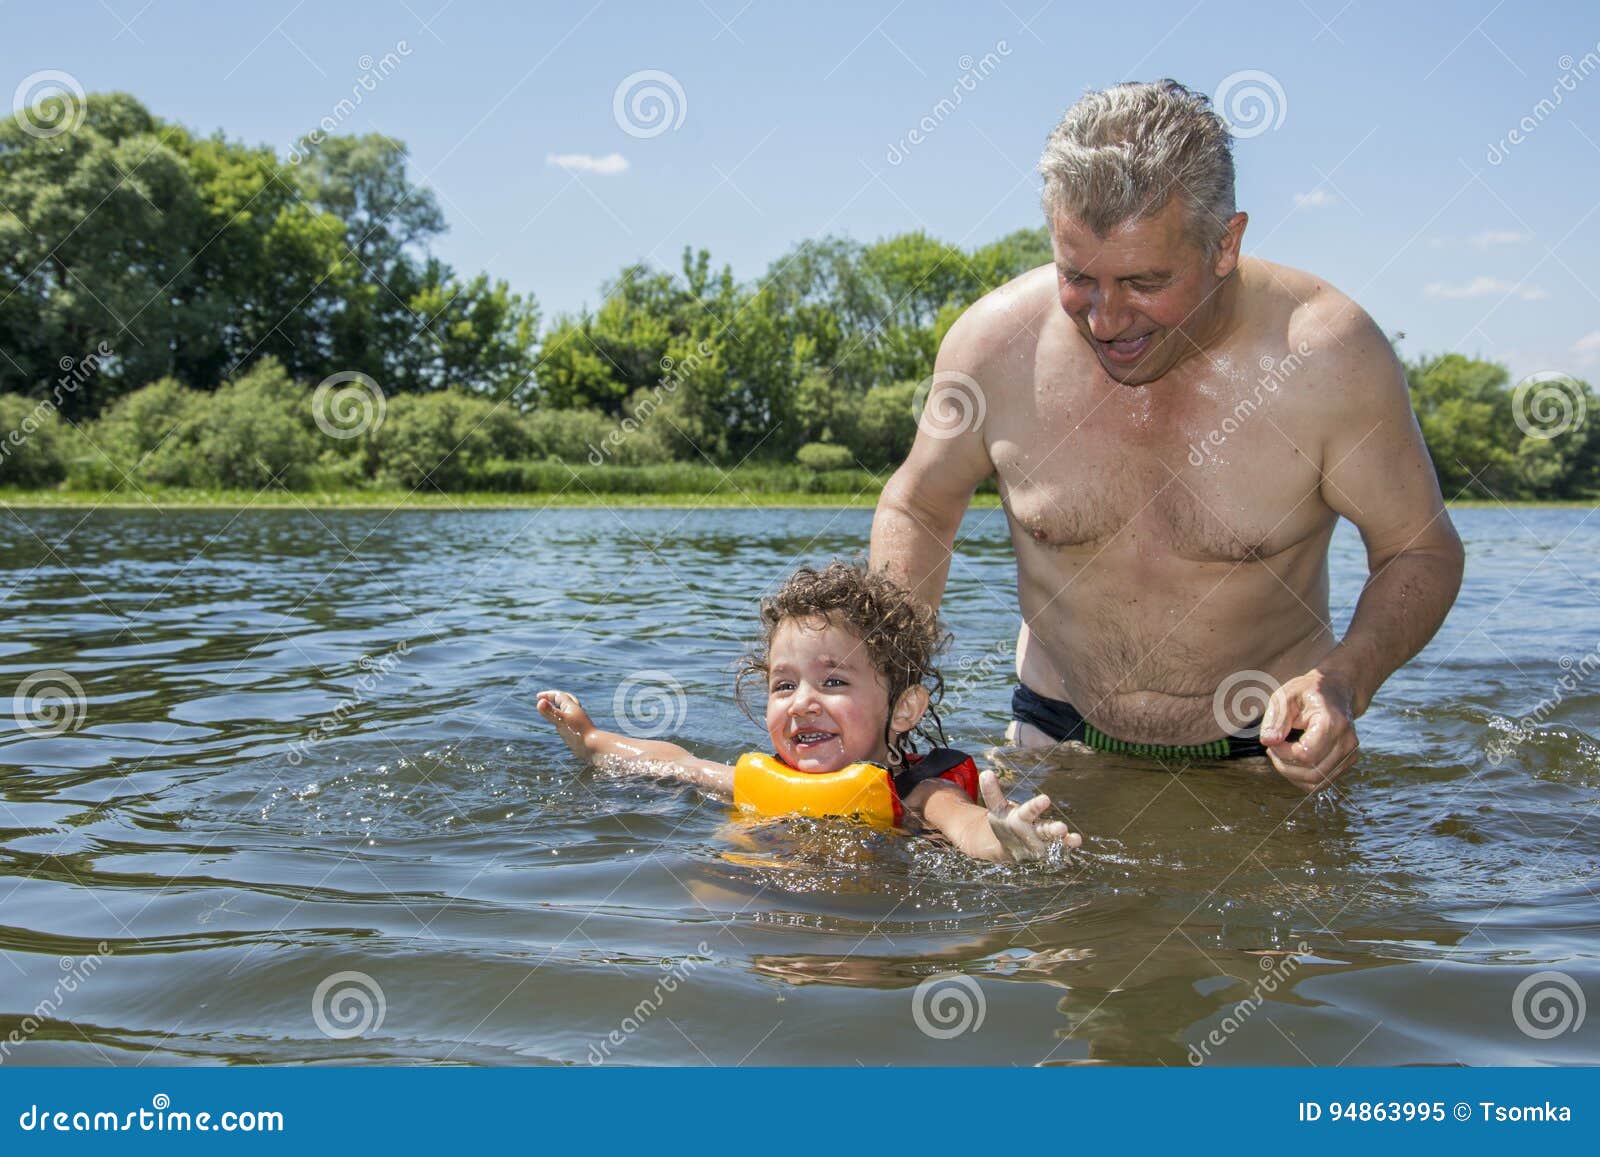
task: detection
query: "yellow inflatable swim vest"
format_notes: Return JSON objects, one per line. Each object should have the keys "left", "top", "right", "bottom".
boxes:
{"left": 732, "top": 752, "right": 901, "bottom": 827}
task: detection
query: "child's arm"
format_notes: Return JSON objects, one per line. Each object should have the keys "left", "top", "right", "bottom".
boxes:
{"left": 904, "top": 770, "right": 1081, "bottom": 864}
{"left": 536, "top": 689, "right": 735, "bottom": 795}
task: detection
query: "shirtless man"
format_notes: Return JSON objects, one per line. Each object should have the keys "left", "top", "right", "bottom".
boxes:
{"left": 869, "top": 80, "right": 1464, "bottom": 792}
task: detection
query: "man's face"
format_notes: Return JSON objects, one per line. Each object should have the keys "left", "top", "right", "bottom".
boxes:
{"left": 1051, "top": 198, "right": 1244, "bottom": 386}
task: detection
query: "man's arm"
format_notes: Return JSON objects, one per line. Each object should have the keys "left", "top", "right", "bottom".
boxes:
{"left": 869, "top": 319, "right": 997, "bottom": 611}
{"left": 1260, "top": 305, "right": 1465, "bottom": 787}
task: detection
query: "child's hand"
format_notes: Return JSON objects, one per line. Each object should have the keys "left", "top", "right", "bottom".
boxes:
{"left": 537, "top": 689, "right": 597, "bottom": 761}
{"left": 978, "top": 769, "right": 1082, "bottom": 862}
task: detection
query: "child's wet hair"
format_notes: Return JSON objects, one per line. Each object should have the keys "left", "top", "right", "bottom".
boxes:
{"left": 736, "top": 560, "right": 951, "bottom": 763}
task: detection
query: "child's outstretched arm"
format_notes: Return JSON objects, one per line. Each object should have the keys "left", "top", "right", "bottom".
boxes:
{"left": 536, "top": 690, "right": 735, "bottom": 795}
{"left": 905, "top": 770, "right": 1082, "bottom": 864}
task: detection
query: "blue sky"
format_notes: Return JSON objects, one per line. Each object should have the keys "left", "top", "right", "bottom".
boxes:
{"left": 7, "top": 0, "right": 1598, "bottom": 382}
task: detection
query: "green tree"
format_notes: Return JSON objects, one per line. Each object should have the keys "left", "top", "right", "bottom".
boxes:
{"left": 1405, "top": 353, "right": 1518, "bottom": 497}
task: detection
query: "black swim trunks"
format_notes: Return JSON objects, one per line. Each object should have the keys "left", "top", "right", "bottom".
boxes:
{"left": 1011, "top": 683, "right": 1294, "bottom": 760}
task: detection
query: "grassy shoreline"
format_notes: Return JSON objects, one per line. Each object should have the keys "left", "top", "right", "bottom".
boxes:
{"left": 0, "top": 488, "right": 1590, "bottom": 511}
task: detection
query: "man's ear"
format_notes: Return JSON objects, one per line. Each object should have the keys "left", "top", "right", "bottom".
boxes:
{"left": 1212, "top": 211, "right": 1248, "bottom": 277}
{"left": 891, "top": 684, "right": 930, "bottom": 735}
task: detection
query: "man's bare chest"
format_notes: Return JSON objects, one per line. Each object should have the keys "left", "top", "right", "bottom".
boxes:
{"left": 987, "top": 378, "right": 1330, "bottom": 564}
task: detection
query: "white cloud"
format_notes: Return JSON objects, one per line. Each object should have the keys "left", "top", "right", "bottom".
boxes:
{"left": 1573, "top": 331, "right": 1600, "bottom": 364}
{"left": 1293, "top": 188, "right": 1338, "bottom": 208}
{"left": 1423, "top": 276, "right": 1548, "bottom": 301}
{"left": 1469, "top": 229, "right": 1531, "bottom": 248}
{"left": 546, "top": 152, "right": 629, "bottom": 175}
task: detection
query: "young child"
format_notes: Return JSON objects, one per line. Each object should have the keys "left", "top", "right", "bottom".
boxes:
{"left": 537, "top": 561, "right": 1080, "bottom": 864}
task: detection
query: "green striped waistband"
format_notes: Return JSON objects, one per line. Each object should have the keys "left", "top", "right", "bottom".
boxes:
{"left": 1079, "top": 720, "right": 1233, "bottom": 760}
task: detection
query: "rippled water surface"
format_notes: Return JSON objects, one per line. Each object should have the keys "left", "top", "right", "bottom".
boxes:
{"left": 1, "top": 504, "right": 1596, "bottom": 1066}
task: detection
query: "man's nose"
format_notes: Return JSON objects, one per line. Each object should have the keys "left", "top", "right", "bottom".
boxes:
{"left": 1086, "top": 290, "right": 1132, "bottom": 340}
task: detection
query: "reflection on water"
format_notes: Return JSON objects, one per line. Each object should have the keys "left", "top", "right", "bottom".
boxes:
{"left": 0, "top": 505, "right": 1596, "bottom": 1066}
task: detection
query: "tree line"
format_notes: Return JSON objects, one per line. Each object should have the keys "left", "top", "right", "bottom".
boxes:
{"left": 1, "top": 92, "right": 1594, "bottom": 499}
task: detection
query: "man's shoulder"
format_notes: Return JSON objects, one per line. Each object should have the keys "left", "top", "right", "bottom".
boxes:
{"left": 1245, "top": 259, "right": 1399, "bottom": 394}
{"left": 941, "top": 263, "right": 1058, "bottom": 373}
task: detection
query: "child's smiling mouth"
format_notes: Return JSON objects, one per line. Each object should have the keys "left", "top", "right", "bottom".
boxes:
{"left": 790, "top": 729, "right": 838, "bottom": 750}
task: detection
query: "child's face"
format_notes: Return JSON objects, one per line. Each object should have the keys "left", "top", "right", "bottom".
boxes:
{"left": 764, "top": 614, "right": 897, "bottom": 773}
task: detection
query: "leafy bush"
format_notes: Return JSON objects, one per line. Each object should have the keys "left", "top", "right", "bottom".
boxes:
{"left": 847, "top": 380, "right": 919, "bottom": 469}
{"left": 795, "top": 441, "right": 856, "bottom": 471}
{"left": 524, "top": 403, "right": 673, "bottom": 466}
{"left": 193, "top": 358, "right": 319, "bottom": 489}
{"left": 368, "top": 390, "right": 530, "bottom": 490}
{"left": 0, "top": 394, "right": 69, "bottom": 487}
{"left": 74, "top": 376, "right": 206, "bottom": 488}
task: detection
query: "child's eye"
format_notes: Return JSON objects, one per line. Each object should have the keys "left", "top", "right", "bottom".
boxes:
{"left": 823, "top": 677, "right": 847, "bottom": 688}
{"left": 771, "top": 681, "right": 794, "bottom": 693}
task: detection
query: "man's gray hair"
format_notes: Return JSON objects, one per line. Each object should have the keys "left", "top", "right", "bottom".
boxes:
{"left": 1038, "top": 79, "right": 1237, "bottom": 255}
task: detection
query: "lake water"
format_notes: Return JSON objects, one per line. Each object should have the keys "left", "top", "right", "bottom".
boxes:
{"left": 1, "top": 504, "right": 1596, "bottom": 1066}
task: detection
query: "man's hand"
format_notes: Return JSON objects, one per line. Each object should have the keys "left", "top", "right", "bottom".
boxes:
{"left": 1259, "top": 668, "right": 1359, "bottom": 791}
{"left": 536, "top": 689, "right": 597, "bottom": 762}
{"left": 978, "top": 770, "right": 1082, "bottom": 861}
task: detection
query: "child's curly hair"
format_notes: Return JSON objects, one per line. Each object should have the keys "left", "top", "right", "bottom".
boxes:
{"left": 735, "top": 560, "right": 951, "bottom": 764}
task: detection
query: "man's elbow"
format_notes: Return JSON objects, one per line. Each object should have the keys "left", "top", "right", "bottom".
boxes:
{"left": 1376, "top": 525, "right": 1465, "bottom": 599}
{"left": 877, "top": 463, "right": 969, "bottom": 535}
